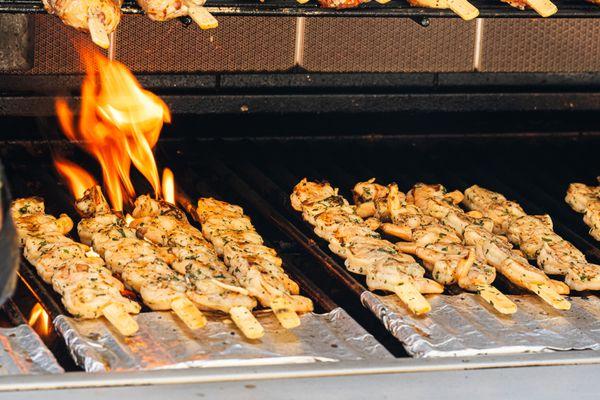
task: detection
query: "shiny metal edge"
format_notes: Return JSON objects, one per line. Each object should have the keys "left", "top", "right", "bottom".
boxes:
{"left": 0, "top": 349, "right": 599, "bottom": 392}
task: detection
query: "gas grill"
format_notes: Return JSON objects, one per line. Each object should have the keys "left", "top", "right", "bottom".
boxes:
{"left": 0, "top": 4, "right": 600, "bottom": 398}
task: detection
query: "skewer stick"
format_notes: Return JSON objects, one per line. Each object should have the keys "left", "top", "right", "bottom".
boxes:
{"left": 394, "top": 282, "right": 431, "bottom": 315}
{"left": 171, "top": 297, "right": 208, "bottom": 330}
{"left": 270, "top": 297, "right": 301, "bottom": 329}
{"left": 525, "top": 0, "right": 557, "bottom": 17}
{"left": 88, "top": 15, "right": 110, "bottom": 49}
{"left": 446, "top": 0, "right": 479, "bottom": 20}
{"left": 187, "top": 6, "right": 219, "bottom": 29}
{"left": 477, "top": 285, "right": 517, "bottom": 314}
{"left": 296, "top": 0, "right": 310, "bottom": 4}
{"left": 414, "top": 278, "right": 445, "bottom": 294}
{"left": 230, "top": 307, "right": 265, "bottom": 339}
{"left": 375, "top": 0, "right": 392, "bottom": 4}
{"left": 550, "top": 279, "right": 570, "bottom": 295}
{"left": 102, "top": 303, "right": 139, "bottom": 336}
{"left": 525, "top": 283, "right": 571, "bottom": 310}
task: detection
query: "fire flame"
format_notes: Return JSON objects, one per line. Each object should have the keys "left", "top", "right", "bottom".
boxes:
{"left": 55, "top": 159, "right": 98, "bottom": 200}
{"left": 55, "top": 51, "right": 170, "bottom": 211}
{"left": 162, "top": 168, "right": 175, "bottom": 205}
{"left": 28, "top": 303, "right": 50, "bottom": 337}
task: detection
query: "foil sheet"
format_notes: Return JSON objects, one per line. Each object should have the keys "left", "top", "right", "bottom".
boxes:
{"left": 54, "top": 307, "right": 391, "bottom": 372}
{"left": 0, "top": 324, "right": 63, "bottom": 375}
{"left": 362, "top": 291, "right": 600, "bottom": 358}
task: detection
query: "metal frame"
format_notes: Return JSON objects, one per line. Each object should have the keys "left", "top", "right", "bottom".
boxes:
{"left": 0, "top": 350, "right": 599, "bottom": 398}
{"left": 2, "top": 0, "right": 600, "bottom": 18}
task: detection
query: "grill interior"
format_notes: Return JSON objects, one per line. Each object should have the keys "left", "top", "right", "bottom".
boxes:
{"left": 1, "top": 118, "right": 598, "bottom": 371}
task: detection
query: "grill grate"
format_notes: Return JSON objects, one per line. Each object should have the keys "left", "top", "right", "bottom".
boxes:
{"left": 2, "top": 133, "right": 600, "bottom": 365}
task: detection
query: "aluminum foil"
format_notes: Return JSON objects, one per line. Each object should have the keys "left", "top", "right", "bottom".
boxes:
{"left": 362, "top": 291, "right": 600, "bottom": 358}
{"left": 54, "top": 307, "right": 391, "bottom": 372}
{"left": 0, "top": 324, "right": 63, "bottom": 375}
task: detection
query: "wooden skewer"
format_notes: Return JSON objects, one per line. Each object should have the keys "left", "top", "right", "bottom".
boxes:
{"left": 230, "top": 307, "right": 265, "bottom": 339}
{"left": 394, "top": 282, "right": 431, "bottom": 315}
{"left": 187, "top": 6, "right": 219, "bottom": 29}
{"left": 270, "top": 297, "right": 301, "bottom": 329}
{"left": 375, "top": 0, "right": 392, "bottom": 4}
{"left": 477, "top": 285, "right": 517, "bottom": 314}
{"left": 102, "top": 303, "right": 139, "bottom": 336}
{"left": 171, "top": 297, "right": 208, "bottom": 330}
{"left": 550, "top": 279, "right": 570, "bottom": 295}
{"left": 414, "top": 278, "right": 445, "bottom": 294}
{"left": 446, "top": 0, "right": 479, "bottom": 20}
{"left": 525, "top": 282, "right": 571, "bottom": 310}
{"left": 296, "top": 0, "right": 311, "bottom": 4}
{"left": 88, "top": 15, "right": 110, "bottom": 49}
{"left": 525, "top": 0, "right": 557, "bottom": 17}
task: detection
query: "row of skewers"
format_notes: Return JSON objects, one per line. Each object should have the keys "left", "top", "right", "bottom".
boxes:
{"left": 45, "top": 0, "right": 590, "bottom": 48}
{"left": 567, "top": 179, "right": 600, "bottom": 242}
{"left": 11, "top": 186, "right": 312, "bottom": 339}
{"left": 292, "top": 178, "right": 600, "bottom": 316}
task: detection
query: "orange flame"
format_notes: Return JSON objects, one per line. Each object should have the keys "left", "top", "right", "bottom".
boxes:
{"left": 162, "top": 168, "right": 175, "bottom": 204}
{"left": 55, "top": 159, "right": 98, "bottom": 200}
{"left": 55, "top": 51, "right": 170, "bottom": 211}
{"left": 28, "top": 303, "right": 50, "bottom": 337}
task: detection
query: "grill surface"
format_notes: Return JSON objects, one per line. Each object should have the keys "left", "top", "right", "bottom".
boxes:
{"left": 1, "top": 130, "right": 599, "bottom": 370}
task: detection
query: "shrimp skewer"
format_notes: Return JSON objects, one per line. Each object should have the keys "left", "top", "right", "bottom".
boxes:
{"left": 353, "top": 179, "right": 516, "bottom": 314}
{"left": 465, "top": 185, "right": 600, "bottom": 292}
{"left": 11, "top": 197, "right": 140, "bottom": 336}
{"left": 291, "top": 179, "right": 442, "bottom": 315}
{"left": 195, "top": 197, "right": 314, "bottom": 329}
{"left": 75, "top": 186, "right": 207, "bottom": 331}
{"left": 408, "top": 183, "right": 570, "bottom": 310}
{"left": 131, "top": 195, "right": 264, "bottom": 339}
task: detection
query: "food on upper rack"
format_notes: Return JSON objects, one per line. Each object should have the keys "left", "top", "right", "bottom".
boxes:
{"left": 42, "top": 0, "right": 122, "bottom": 48}
{"left": 130, "top": 195, "right": 265, "bottom": 339}
{"left": 291, "top": 179, "right": 444, "bottom": 315}
{"left": 11, "top": 197, "right": 140, "bottom": 336}
{"left": 464, "top": 185, "right": 600, "bottom": 291}
{"left": 406, "top": 0, "right": 480, "bottom": 21}
{"left": 75, "top": 186, "right": 208, "bottom": 331}
{"left": 500, "top": 0, "right": 557, "bottom": 17}
{"left": 196, "top": 197, "right": 314, "bottom": 329}
{"left": 136, "top": 0, "right": 218, "bottom": 29}
{"left": 352, "top": 179, "right": 517, "bottom": 314}
{"left": 566, "top": 180, "right": 600, "bottom": 241}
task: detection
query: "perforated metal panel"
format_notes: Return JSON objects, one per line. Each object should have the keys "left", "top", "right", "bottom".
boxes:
{"left": 24, "top": 14, "right": 295, "bottom": 74}
{"left": 116, "top": 15, "right": 296, "bottom": 72}
{"left": 480, "top": 19, "right": 600, "bottom": 72}
{"left": 302, "top": 18, "right": 476, "bottom": 72}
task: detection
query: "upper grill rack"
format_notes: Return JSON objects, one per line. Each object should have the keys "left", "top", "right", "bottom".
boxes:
{"left": 1, "top": 0, "right": 599, "bottom": 18}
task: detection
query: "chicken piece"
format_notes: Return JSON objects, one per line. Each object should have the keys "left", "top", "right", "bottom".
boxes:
{"left": 353, "top": 180, "right": 497, "bottom": 292}
{"left": 42, "top": 0, "right": 122, "bottom": 49}
{"left": 131, "top": 195, "right": 259, "bottom": 314}
{"left": 292, "top": 179, "right": 441, "bottom": 315}
{"left": 136, "top": 0, "right": 218, "bottom": 29}
{"left": 566, "top": 182, "right": 600, "bottom": 241}
{"left": 12, "top": 196, "right": 141, "bottom": 327}
{"left": 465, "top": 184, "right": 600, "bottom": 292}
{"left": 197, "top": 197, "right": 311, "bottom": 313}
{"left": 463, "top": 185, "right": 526, "bottom": 235}
{"left": 11, "top": 197, "right": 73, "bottom": 246}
